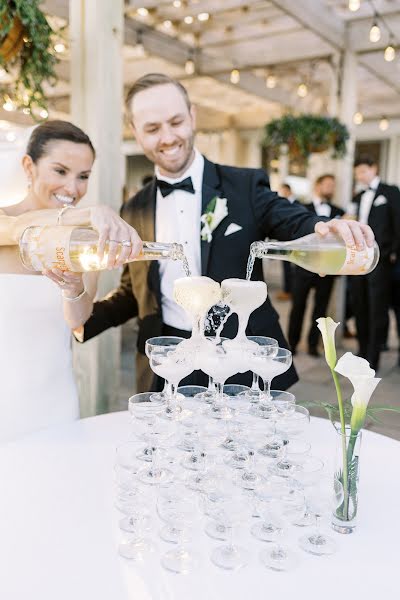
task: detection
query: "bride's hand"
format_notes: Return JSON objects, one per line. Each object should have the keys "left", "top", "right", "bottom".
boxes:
{"left": 89, "top": 206, "right": 142, "bottom": 269}
{"left": 43, "top": 268, "right": 85, "bottom": 299}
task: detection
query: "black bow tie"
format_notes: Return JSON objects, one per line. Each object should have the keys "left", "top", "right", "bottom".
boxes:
{"left": 156, "top": 176, "right": 195, "bottom": 198}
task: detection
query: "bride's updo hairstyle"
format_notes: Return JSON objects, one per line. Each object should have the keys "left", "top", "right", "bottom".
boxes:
{"left": 26, "top": 120, "right": 96, "bottom": 163}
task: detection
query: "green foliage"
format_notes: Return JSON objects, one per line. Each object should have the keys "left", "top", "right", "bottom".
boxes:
{"left": 299, "top": 399, "right": 400, "bottom": 428}
{"left": 0, "top": 0, "right": 59, "bottom": 114}
{"left": 263, "top": 114, "right": 349, "bottom": 161}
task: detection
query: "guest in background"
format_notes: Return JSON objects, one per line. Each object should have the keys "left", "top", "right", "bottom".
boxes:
{"left": 141, "top": 174, "right": 154, "bottom": 187}
{"left": 351, "top": 155, "right": 400, "bottom": 370}
{"left": 276, "top": 183, "right": 299, "bottom": 301}
{"left": 288, "top": 174, "right": 344, "bottom": 356}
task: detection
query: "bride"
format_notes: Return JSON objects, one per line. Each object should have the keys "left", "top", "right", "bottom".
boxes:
{"left": 0, "top": 120, "right": 142, "bottom": 442}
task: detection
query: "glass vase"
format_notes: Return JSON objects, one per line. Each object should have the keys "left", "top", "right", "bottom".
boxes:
{"left": 331, "top": 425, "right": 362, "bottom": 534}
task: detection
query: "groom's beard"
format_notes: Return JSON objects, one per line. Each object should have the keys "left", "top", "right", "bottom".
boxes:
{"left": 155, "top": 133, "right": 195, "bottom": 179}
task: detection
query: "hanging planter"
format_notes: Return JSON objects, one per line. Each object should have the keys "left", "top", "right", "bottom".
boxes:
{"left": 0, "top": 0, "right": 59, "bottom": 116}
{"left": 0, "top": 15, "right": 25, "bottom": 62}
{"left": 264, "top": 114, "right": 349, "bottom": 161}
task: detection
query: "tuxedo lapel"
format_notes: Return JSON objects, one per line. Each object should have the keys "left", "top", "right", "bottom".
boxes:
{"left": 201, "top": 159, "right": 223, "bottom": 275}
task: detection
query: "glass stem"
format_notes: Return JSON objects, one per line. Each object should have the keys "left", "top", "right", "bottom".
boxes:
{"left": 263, "top": 378, "right": 272, "bottom": 400}
{"left": 215, "top": 381, "right": 224, "bottom": 404}
{"left": 208, "top": 376, "right": 215, "bottom": 392}
{"left": 251, "top": 371, "right": 259, "bottom": 392}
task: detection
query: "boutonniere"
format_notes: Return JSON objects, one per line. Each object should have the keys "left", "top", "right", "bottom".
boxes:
{"left": 200, "top": 196, "right": 228, "bottom": 242}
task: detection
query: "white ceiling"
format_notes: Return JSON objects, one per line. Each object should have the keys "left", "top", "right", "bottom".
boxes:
{"left": 1, "top": 0, "right": 400, "bottom": 132}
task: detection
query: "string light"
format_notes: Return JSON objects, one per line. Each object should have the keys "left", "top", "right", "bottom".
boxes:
{"left": 353, "top": 111, "right": 364, "bottom": 125}
{"left": 163, "top": 20, "right": 173, "bottom": 29}
{"left": 369, "top": 22, "right": 381, "bottom": 43}
{"left": 185, "top": 58, "right": 195, "bottom": 75}
{"left": 39, "top": 108, "right": 49, "bottom": 119}
{"left": 184, "top": 15, "right": 194, "bottom": 24}
{"left": 297, "top": 83, "right": 308, "bottom": 97}
{"left": 54, "top": 42, "right": 66, "bottom": 53}
{"left": 136, "top": 7, "right": 149, "bottom": 17}
{"left": 197, "top": 13, "right": 210, "bottom": 22}
{"left": 172, "top": 0, "right": 182, "bottom": 6}
{"left": 379, "top": 116, "right": 389, "bottom": 131}
{"left": 384, "top": 43, "right": 396, "bottom": 62}
{"left": 230, "top": 69, "right": 240, "bottom": 84}
{"left": 3, "top": 99, "right": 15, "bottom": 112}
{"left": 266, "top": 74, "right": 277, "bottom": 89}
{"left": 348, "top": 0, "right": 360, "bottom": 11}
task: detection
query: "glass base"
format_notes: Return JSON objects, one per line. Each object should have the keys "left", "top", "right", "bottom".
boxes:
{"left": 178, "top": 385, "right": 207, "bottom": 398}
{"left": 299, "top": 531, "right": 337, "bottom": 555}
{"left": 331, "top": 519, "right": 356, "bottom": 534}
{"left": 119, "top": 515, "right": 150, "bottom": 534}
{"left": 260, "top": 545, "right": 299, "bottom": 571}
{"left": 211, "top": 544, "right": 248, "bottom": 571}
{"left": 118, "top": 538, "right": 155, "bottom": 560}
{"left": 234, "top": 470, "right": 262, "bottom": 491}
{"left": 181, "top": 454, "right": 205, "bottom": 471}
{"left": 209, "top": 403, "right": 234, "bottom": 420}
{"left": 159, "top": 525, "right": 189, "bottom": 544}
{"left": 251, "top": 521, "right": 283, "bottom": 542}
{"left": 223, "top": 384, "right": 250, "bottom": 396}
{"left": 238, "top": 388, "right": 260, "bottom": 403}
{"left": 138, "top": 466, "right": 173, "bottom": 485}
{"left": 161, "top": 547, "right": 198, "bottom": 574}
{"left": 204, "top": 521, "right": 229, "bottom": 541}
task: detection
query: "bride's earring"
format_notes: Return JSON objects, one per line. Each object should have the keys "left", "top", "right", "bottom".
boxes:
{"left": 27, "top": 176, "right": 32, "bottom": 188}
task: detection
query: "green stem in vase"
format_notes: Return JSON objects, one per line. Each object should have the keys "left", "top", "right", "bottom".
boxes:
{"left": 332, "top": 369, "right": 349, "bottom": 521}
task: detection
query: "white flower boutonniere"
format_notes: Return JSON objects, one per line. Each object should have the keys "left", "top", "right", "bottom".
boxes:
{"left": 200, "top": 196, "right": 228, "bottom": 242}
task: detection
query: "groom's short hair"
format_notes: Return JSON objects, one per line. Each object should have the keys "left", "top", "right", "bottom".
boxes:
{"left": 125, "top": 73, "right": 191, "bottom": 116}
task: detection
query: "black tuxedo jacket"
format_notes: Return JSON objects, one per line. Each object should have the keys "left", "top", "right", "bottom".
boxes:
{"left": 81, "top": 158, "right": 326, "bottom": 390}
{"left": 352, "top": 182, "right": 400, "bottom": 261}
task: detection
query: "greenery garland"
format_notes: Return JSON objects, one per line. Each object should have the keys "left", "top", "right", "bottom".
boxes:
{"left": 0, "top": 0, "right": 58, "bottom": 115}
{"left": 264, "top": 114, "right": 349, "bottom": 161}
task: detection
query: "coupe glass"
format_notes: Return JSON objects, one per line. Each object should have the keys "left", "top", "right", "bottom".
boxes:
{"left": 252, "top": 347, "right": 292, "bottom": 402}
{"left": 239, "top": 336, "right": 278, "bottom": 402}
{"left": 276, "top": 405, "right": 310, "bottom": 441}
{"left": 210, "top": 492, "right": 252, "bottom": 570}
{"left": 194, "top": 336, "right": 229, "bottom": 404}
{"left": 259, "top": 487, "right": 305, "bottom": 572}
{"left": 157, "top": 487, "right": 200, "bottom": 573}
{"left": 149, "top": 344, "right": 194, "bottom": 418}
{"left": 251, "top": 389, "right": 295, "bottom": 420}
{"left": 299, "top": 477, "right": 344, "bottom": 555}
{"left": 199, "top": 343, "right": 241, "bottom": 419}
{"left": 145, "top": 336, "right": 184, "bottom": 403}
{"left": 117, "top": 488, "right": 155, "bottom": 560}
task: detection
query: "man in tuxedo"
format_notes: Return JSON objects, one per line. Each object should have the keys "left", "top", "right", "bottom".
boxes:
{"left": 78, "top": 74, "right": 373, "bottom": 392}
{"left": 276, "top": 183, "right": 299, "bottom": 301}
{"left": 351, "top": 156, "right": 400, "bottom": 370}
{"left": 288, "top": 174, "right": 344, "bottom": 357}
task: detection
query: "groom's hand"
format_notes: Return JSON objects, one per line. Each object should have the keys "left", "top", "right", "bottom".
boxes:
{"left": 90, "top": 206, "right": 143, "bottom": 269}
{"left": 315, "top": 219, "right": 375, "bottom": 250}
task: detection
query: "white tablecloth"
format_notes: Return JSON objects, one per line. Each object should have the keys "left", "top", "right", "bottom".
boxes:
{"left": 0, "top": 411, "right": 398, "bottom": 600}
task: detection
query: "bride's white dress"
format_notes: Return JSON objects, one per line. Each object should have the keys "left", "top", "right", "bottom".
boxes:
{"left": 0, "top": 274, "right": 79, "bottom": 442}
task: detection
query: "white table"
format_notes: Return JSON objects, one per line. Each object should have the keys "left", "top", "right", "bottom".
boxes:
{"left": 0, "top": 411, "right": 398, "bottom": 600}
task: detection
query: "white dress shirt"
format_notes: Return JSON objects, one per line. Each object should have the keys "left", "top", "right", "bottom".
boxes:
{"left": 312, "top": 196, "right": 332, "bottom": 218}
{"left": 358, "top": 176, "right": 380, "bottom": 225}
{"left": 155, "top": 148, "right": 204, "bottom": 331}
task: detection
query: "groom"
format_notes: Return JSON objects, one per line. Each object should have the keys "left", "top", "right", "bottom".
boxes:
{"left": 78, "top": 73, "right": 374, "bottom": 392}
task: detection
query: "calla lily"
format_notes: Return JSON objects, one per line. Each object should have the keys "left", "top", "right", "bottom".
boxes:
{"left": 316, "top": 317, "right": 339, "bottom": 369}
{"left": 335, "top": 352, "right": 381, "bottom": 432}
{"left": 350, "top": 377, "right": 381, "bottom": 432}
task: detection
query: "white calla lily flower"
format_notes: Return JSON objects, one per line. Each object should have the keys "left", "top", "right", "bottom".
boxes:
{"left": 316, "top": 317, "right": 339, "bottom": 369}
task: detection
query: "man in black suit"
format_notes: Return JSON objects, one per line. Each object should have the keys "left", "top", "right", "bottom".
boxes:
{"left": 276, "top": 183, "right": 299, "bottom": 301}
{"left": 350, "top": 156, "right": 400, "bottom": 371}
{"left": 288, "top": 174, "right": 345, "bottom": 357}
{"left": 77, "top": 74, "right": 374, "bottom": 392}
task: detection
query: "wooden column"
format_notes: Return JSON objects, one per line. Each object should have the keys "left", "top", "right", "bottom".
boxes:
{"left": 69, "top": 0, "right": 124, "bottom": 416}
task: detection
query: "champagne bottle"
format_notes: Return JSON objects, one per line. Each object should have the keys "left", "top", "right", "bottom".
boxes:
{"left": 248, "top": 232, "right": 379, "bottom": 278}
{"left": 19, "top": 225, "right": 187, "bottom": 273}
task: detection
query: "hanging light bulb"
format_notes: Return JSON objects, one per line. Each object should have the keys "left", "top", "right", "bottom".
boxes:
{"left": 184, "top": 15, "right": 194, "bottom": 24}
{"left": 379, "top": 116, "right": 389, "bottom": 131}
{"left": 348, "top": 0, "right": 360, "bottom": 11}
{"left": 266, "top": 74, "right": 277, "bottom": 89}
{"left": 369, "top": 22, "right": 381, "bottom": 43}
{"left": 230, "top": 69, "right": 240, "bottom": 84}
{"left": 163, "top": 20, "right": 173, "bottom": 29}
{"left": 54, "top": 42, "right": 66, "bottom": 53}
{"left": 384, "top": 43, "right": 396, "bottom": 62}
{"left": 136, "top": 7, "right": 149, "bottom": 17}
{"left": 197, "top": 12, "right": 210, "bottom": 22}
{"left": 353, "top": 111, "right": 364, "bottom": 125}
{"left": 297, "top": 83, "right": 308, "bottom": 97}
{"left": 185, "top": 58, "right": 195, "bottom": 75}
{"left": 172, "top": 0, "right": 182, "bottom": 6}
{"left": 3, "top": 99, "right": 15, "bottom": 112}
